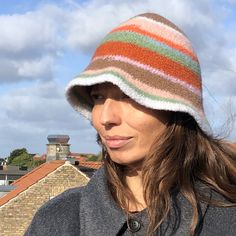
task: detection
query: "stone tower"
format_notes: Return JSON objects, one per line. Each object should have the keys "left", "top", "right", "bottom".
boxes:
{"left": 46, "top": 135, "right": 70, "bottom": 162}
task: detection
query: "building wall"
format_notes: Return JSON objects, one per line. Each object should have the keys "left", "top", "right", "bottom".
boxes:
{"left": 0, "top": 164, "right": 89, "bottom": 236}
{"left": 47, "top": 144, "right": 70, "bottom": 161}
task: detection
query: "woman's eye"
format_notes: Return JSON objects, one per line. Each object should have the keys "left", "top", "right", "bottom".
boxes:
{"left": 90, "top": 93, "right": 104, "bottom": 102}
{"left": 90, "top": 91, "right": 130, "bottom": 103}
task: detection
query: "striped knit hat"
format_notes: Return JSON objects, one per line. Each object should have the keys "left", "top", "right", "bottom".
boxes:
{"left": 65, "top": 13, "right": 211, "bottom": 133}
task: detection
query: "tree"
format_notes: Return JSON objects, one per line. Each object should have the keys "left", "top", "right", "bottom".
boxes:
{"left": 10, "top": 152, "right": 33, "bottom": 167}
{"left": 8, "top": 148, "right": 28, "bottom": 164}
{"left": 87, "top": 155, "right": 99, "bottom": 162}
{"left": 7, "top": 148, "right": 45, "bottom": 168}
{"left": 86, "top": 152, "right": 103, "bottom": 162}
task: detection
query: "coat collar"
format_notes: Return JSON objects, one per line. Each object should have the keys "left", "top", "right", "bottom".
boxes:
{"left": 85, "top": 166, "right": 210, "bottom": 235}
{"left": 85, "top": 166, "right": 127, "bottom": 235}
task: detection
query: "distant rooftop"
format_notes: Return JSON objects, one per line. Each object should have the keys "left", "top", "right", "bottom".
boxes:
{"left": 0, "top": 185, "right": 16, "bottom": 198}
{"left": 79, "top": 161, "right": 102, "bottom": 170}
{"left": 0, "top": 160, "right": 103, "bottom": 207}
{"left": 47, "top": 135, "right": 70, "bottom": 144}
{"left": 0, "top": 160, "right": 66, "bottom": 206}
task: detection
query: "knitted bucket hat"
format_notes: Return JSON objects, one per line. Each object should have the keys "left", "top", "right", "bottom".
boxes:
{"left": 65, "top": 13, "right": 211, "bottom": 133}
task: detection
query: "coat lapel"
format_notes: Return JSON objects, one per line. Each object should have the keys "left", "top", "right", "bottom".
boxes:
{"left": 86, "top": 167, "right": 210, "bottom": 235}
{"left": 85, "top": 167, "right": 127, "bottom": 235}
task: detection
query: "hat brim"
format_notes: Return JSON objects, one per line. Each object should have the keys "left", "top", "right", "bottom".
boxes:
{"left": 65, "top": 72, "right": 212, "bottom": 135}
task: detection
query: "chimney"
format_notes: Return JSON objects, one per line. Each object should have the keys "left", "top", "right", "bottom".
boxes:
{"left": 46, "top": 135, "right": 70, "bottom": 162}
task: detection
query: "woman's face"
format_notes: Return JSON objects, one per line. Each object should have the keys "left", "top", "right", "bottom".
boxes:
{"left": 91, "top": 83, "right": 169, "bottom": 167}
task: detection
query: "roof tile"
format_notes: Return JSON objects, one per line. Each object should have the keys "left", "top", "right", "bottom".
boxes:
{"left": 0, "top": 160, "right": 65, "bottom": 207}
{"left": 0, "top": 160, "right": 103, "bottom": 207}
{"left": 79, "top": 161, "right": 103, "bottom": 170}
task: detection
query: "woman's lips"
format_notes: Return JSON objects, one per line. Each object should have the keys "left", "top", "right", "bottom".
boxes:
{"left": 104, "top": 136, "right": 132, "bottom": 149}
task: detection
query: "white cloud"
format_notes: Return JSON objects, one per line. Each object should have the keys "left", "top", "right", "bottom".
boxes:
{"left": 0, "top": 59, "right": 19, "bottom": 83}
{"left": 64, "top": 1, "right": 137, "bottom": 52}
{"left": 1, "top": 0, "right": 236, "bottom": 157}
{"left": 1, "top": 0, "right": 233, "bottom": 85}
{"left": 16, "top": 55, "right": 54, "bottom": 79}
{"left": 0, "top": 5, "right": 63, "bottom": 57}
{"left": 0, "top": 80, "right": 99, "bottom": 157}
{"left": 0, "top": 5, "right": 65, "bottom": 83}
{"left": 0, "top": 56, "right": 55, "bottom": 83}
{"left": 1, "top": 81, "right": 82, "bottom": 128}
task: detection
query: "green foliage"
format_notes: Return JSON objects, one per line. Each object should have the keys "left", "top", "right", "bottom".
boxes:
{"left": 10, "top": 148, "right": 28, "bottom": 157}
{"left": 87, "top": 155, "right": 99, "bottom": 162}
{"left": 8, "top": 148, "right": 28, "bottom": 164}
{"left": 11, "top": 152, "right": 33, "bottom": 167}
{"left": 7, "top": 148, "right": 46, "bottom": 168}
{"left": 31, "top": 159, "right": 46, "bottom": 168}
{"left": 86, "top": 152, "right": 103, "bottom": 162}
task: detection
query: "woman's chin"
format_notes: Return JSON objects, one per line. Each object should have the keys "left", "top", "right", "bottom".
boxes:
{"left": 109, "top": 154, "right": 144, "bottom": 168}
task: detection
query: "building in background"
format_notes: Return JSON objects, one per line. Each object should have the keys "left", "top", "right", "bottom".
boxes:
{"left": 0, "top": 134, "right": 103, "bottom": 236}
{"left": 46, "top": 135, "right": 70, "bottom": 162}
{"left": 0, "top": 160, "right": 102, "bottom": 236}
{"left": 0, "top": 165, "right": 33, "bottom": 187}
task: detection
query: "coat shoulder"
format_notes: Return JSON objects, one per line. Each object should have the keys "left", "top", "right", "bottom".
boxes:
{"left": 202, "top": 191, "right": 236, "bottom": 235}
{"left": 24, "top": 187, "right": 84, "bottom": 236}
{"left": 39, "top": 187, "right": 83, "bottom": 215}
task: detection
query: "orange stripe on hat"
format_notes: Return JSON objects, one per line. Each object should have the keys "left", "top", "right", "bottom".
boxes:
{"left": 93, "top": 41, "right": 201, "bottom": 90}
{"left": 111, "top": 25, "right": 198, "bottom": 62}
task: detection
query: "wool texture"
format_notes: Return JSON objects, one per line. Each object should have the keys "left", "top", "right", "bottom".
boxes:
{"left": 65, "top": 12, "right": 211, "bottom": 133}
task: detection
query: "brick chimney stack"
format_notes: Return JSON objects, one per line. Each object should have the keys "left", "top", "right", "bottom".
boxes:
{"left": 46, "top": 135, "right": 70, "bottom": 162}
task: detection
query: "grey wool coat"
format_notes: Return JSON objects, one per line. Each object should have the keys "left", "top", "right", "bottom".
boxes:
{"left": 25, "top": 167, "right": 236, "bottom": 236}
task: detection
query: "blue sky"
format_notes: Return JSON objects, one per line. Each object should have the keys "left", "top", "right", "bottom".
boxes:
{"left": 0, "top": 0, "right": 236, "bottom": 158}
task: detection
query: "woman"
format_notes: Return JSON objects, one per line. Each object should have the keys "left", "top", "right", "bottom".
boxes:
{"left": 25, "top": 13, "right": 236, "bottom": 236}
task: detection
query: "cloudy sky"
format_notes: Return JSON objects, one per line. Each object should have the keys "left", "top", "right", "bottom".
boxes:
{"left": 0, "top": 0, "right": 236, "bottom": 158}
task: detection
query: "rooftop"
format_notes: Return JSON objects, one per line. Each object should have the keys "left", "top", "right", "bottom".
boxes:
{"left": 47, "top": 135, "right": 70, "bottom": 144}
{"left": 79, "top": 161, "right": 102, "bottom": 170}
{"left": 0, "top": 160, "right": 103, "bottom": 207}
{"left": 0, "top": 160, "right": 65, "bottom": 207}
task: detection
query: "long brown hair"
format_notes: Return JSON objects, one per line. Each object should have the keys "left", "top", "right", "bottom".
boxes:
{"left": 100, "top": 112, "right": 236, "bottom": 235}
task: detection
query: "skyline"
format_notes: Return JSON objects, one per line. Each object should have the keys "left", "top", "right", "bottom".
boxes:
{"left": 0, "top": 0, "right": 236, "bottom": 157}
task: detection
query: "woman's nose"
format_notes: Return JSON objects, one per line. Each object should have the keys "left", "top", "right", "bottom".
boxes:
{"left": 99, "top": 98, "right": 121, "bottom": 127}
